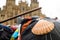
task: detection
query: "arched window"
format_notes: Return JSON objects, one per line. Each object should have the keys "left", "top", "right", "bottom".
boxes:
{"left": 20, "top": 7, "right": 25, "bottom": 11}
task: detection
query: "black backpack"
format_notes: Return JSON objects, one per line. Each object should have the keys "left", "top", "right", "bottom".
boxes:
{"left": 0, "top": 25, "right": 13, "bottom": 40}
{"left": 21, "top": 18, "right": 60, "bottom": 40}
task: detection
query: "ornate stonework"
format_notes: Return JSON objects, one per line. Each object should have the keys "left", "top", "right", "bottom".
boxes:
{"left": 0, "top": 0, "right": 45, "bottom": 25}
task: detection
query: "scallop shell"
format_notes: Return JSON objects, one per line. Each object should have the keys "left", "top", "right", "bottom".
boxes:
{"left": 32, "top": 20, "right": 54, "bottom": 35}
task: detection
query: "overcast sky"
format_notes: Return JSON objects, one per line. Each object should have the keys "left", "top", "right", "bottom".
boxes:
{"left": 0, "top": 0, "right": 60, "bottom": 19}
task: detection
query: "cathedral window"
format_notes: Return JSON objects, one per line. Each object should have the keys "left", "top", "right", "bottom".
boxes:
{"left": 29, "top": 14, "right": 32, "bottom": 16}
{"left": 1, "top": 14, "right": 5, "bottom": 19}
{"left": 35, "top": 0, "right": 37, "bottom": 2}
{"left": 1, "top": 14, "right": 5, "bottom": 17}
{"left": 14, "top": 19, "right": 17, "bottom": 23}
{"left": 34, "top": 13, "right": 36, "bottom": 15}
{"left": 20, "top": 7, "right": 24, "bottom": 11}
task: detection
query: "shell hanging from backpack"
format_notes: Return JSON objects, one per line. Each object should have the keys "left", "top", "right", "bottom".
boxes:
{"left": 32, "top": 20, "right": 54, "bottom": 35}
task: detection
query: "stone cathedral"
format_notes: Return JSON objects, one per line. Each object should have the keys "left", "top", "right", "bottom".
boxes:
{"left": 0, "top": 0, "right": 45, "bottom": 25}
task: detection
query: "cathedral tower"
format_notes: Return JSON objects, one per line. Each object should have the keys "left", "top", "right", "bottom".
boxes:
{"left": 30, "top": 0, "right": 39, "bottom": 8}
{"left": 6, "top": 0, "right": 15, "bottom": 5}
{"left": 30, "top": 0, "right": 41, "bottom": 16}
{"left": 31, "top": 0, "right": 38, "bottom": 3}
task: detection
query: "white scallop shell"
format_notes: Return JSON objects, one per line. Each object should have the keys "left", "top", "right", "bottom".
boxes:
{"left": 32, "top": 20, "right": 54, "bottom": 35}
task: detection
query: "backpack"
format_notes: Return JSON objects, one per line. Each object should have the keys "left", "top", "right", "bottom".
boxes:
{"left": 21, "top": 18, "right": 60, "bottom": 40}
{"left": 0, "top": 24, "right": 13, "bottom": 40}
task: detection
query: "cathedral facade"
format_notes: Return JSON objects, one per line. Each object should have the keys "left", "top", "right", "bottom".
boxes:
{"left": 0, "top": 0, "right": 45, "bottom": 25}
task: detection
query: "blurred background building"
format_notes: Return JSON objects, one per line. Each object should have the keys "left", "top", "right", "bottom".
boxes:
{"left": 0, "top": 0, "right": 45, "bottom": 25}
